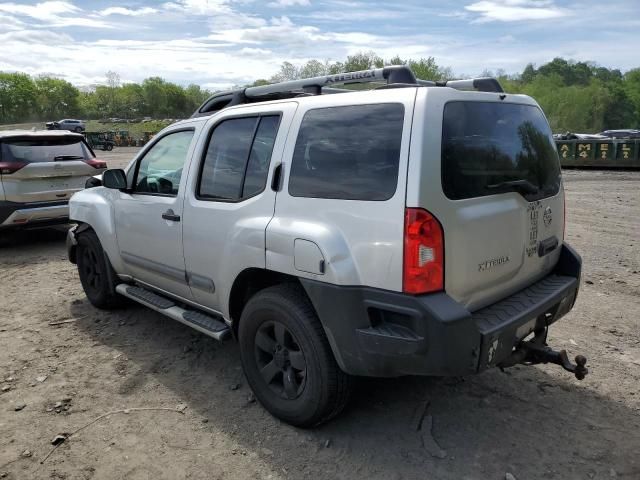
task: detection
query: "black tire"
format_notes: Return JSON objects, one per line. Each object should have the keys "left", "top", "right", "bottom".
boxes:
{"left": 76, "top": 230, "right": 126, "bottom": 309}
{"left": 238, "top": 284, "right": 352, "bottom": 427}
{"left": 106, "top": 144, "right": 113, "bottom": 151}
{"left": 75, "top": 127, "right": 83, "bottom": 133}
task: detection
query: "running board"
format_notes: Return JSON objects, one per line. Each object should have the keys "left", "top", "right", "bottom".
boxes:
{"left": 115, "top": 284, "right": 230, "bottom": 341}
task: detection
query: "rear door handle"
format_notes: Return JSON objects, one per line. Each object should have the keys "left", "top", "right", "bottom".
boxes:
{"left": 162, "top": 209, "right": 181, "bottom": 222}
{"left": 271, "top": 163, "right": 283, "bottom": 191}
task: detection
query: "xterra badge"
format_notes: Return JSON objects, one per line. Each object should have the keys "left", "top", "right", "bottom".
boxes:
{"left": 543, "top": 206, "right": 553, "bottom": 227}
{"left": 478, "top": 256, "right": 510, "bottom": 272}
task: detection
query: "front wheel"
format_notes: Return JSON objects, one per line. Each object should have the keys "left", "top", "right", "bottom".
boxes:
{"left": 238, "top": 284, "right": 352, "bottom": 427}
{"left": 76, "top": 230, "right": 126, "bottom": 309}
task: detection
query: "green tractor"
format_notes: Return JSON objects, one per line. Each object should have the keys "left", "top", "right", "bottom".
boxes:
{"left": 84, "top": 131, "right": 115, "bottom": 151}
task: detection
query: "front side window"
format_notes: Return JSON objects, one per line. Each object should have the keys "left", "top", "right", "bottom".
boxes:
{"left": 441, "top": 101, "right": 561, "bottom": 201}
{"left": 198, "top": 115, "right": 280, "bottom": 201}
{"left": 134, "top": 130, "right": 194, "bottom": 196}
{"left": 288, "top": 104, "right": 404, "bottom": 201}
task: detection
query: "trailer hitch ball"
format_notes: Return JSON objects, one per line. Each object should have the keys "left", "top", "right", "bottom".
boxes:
{"left": 499, "top": 335, "right": 589, "bottom": 380}
{"left": 574, "top": 354, "right": 588, "bottom": 380}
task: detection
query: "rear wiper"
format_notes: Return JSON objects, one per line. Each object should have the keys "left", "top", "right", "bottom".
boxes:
{"left": 54, "top": 155, "right": 84, "bottom": 161}
{"left": 486, "top": 179, "right": 540, "bottom": 195}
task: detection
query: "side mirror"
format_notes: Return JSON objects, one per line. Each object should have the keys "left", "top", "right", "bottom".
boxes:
{"left": 102, "top": 169, "right": 127, "bottom": 190}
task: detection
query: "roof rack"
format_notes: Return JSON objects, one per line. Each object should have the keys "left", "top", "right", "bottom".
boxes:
{"left": 191, "top": 65, "right": 504, "bottom": 118}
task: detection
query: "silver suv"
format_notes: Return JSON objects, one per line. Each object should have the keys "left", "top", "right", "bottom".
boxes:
{"left": 67, "top": 66, "right": 586, "bottom": 426}
{"left": 0, "top": 130, "right": 106, "bottom": 229}
{"left": 46, "top": 119, "right": 86, "bottom": 133}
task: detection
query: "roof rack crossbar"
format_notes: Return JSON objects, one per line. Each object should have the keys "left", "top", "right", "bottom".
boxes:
{"left": 191, "top": 66, "right": 505, "bottom": 117}
{"left": 244, "top": 65, "right": 417, "bottom": 99}
{"left": 445, "top": 77, "right": 504, "bottom": 93}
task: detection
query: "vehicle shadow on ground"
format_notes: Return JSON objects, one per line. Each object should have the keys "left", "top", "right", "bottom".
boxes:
{"left": 69, "top": 300, "right": 640, "bottom": 480}
{"left": 0, "top": 226, "right": 68, "bottom": 250}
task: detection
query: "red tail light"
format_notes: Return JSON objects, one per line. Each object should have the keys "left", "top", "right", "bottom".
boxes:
{"left": 0, "top": 161, "right": 27, "bottom": 174}
{"left": 84, "top": 158, "right": 107, "bottom": 169}
{"left": 403, "top": 208, "right": 444, "bottom": 294}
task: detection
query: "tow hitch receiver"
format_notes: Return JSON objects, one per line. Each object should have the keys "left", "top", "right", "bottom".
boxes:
{"left": 499, "top": 333, "right": 588, "bottom": 380}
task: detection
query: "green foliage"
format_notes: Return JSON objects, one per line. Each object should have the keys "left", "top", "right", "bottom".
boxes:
{"left": 507, "top": 59, "right": 639, "bottom": 132}
{"left": 34, "top": 76, "right": 81, "bottom": 119}
{"left": 408, "top": 57, "right": 453, "bottom": 82}
{"left": 1, "top": 56, "right": 639, "bottom": 134}
{"left": 0, "top": 72, "right": 36, "bottom": 123}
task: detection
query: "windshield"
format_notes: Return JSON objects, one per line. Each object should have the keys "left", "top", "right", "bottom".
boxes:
{"left": 0, "top": 136, "right": 94, "bottom": 163}
{"left": 441, "top": 101, "right": 561, "bottom": 201}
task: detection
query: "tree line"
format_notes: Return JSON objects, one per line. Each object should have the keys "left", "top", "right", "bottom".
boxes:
{"left": 0, "top": 54, "right": 639, "bottom": 133}
{"left": 0, "top": 71, "right": 211, "bottom": 123}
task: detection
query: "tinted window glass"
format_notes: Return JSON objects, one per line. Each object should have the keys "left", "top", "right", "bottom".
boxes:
{"left": 243, "top": 116, "right": 280, "bottom": 197}
{"left": 135, "top": 130, "right": 194, "bottom": 196}
{"left": 442, "top": 102, "right": 561, "bottom": 201}
{"left": 1, "top": 136, "right": 93, "bottom": 163}
{"left": 198, "top": 116, "right": 279, "bottom": 201}
{"left": 199, "top": 117, "right": 257, "bottom": 199}
{"left": 288, "top": 104, "right": 404, "bottom": 201}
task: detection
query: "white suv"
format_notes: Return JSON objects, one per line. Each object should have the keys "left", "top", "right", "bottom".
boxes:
{"left": 67, "top": 66, "right": 586, "bottom": 426}
{"left": 0, "top": 130, "right": 106, "bottom": 229}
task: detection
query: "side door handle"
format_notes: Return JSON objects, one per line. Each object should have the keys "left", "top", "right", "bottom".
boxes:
{"left": 162, "top": 209, "right": 181, "bottom": 222}
{"left": 271, "top": 163, "right": 283, "bottom": 191}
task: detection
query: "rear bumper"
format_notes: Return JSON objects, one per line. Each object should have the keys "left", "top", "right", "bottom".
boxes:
{"left": 301, "top": 243, "right": 582, "bottom": 377}
{"left": 0, "top": 200, "right": 69, "bottom": 228}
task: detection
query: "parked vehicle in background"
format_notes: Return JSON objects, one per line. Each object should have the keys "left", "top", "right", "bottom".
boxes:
{"left": 597, "top": 129, "right": 640, "bottom": 139}
{"left": 553, "top": 132, "right": 607, "bottom": 140}
{"left": 68, "top": 66, "right": 587, "bottom": 427}
{"left": 0, "top": 130, "right": 106, "bottom": 229}
{"left": 84, "top": 131, "right": 115, "bottom": 151}
{"left": 45, "top": 119, "right": 86, "bottom": 133}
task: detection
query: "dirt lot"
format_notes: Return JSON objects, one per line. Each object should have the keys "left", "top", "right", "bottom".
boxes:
{"left": 1, "top": 152, "right": 638, "bottom": 479}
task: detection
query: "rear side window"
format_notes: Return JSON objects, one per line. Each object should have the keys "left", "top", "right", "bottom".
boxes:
{"left": 288, "top": 104, "right": 404, "bottom": 201}
{"left": 0, "top": 136, "right": 93, "bottom": 163}
{"left": 442, "top": 102, "right": 561, "bottom": 201}
{"left": 198, "top": 115, "right": 280, "bottom": 201}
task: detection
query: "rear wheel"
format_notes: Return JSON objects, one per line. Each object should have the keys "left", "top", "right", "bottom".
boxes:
{"left": 74, "top": 126, "right": 83, "bottom": 133}
{"left": 76, "top": 230, "right": 126, "bottom": 309}
{"left": 238, "top": 284, "right": 352, "bottom": 427}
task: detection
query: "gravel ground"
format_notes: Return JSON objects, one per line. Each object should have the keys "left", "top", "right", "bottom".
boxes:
{"left": 0, "top": 156, "right": 638, "bottom": 479}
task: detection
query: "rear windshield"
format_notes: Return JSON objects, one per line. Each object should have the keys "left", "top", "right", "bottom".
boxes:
{"left": 441, "top": 102, "right": 561, "bottom": 201}
{"left": 0, "top": 136, "right": 93, "bottom": 163}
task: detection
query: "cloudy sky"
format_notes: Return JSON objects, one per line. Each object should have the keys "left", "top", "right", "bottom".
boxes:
{"left": 0, "top": 0, "right": 638, "bottom": 89}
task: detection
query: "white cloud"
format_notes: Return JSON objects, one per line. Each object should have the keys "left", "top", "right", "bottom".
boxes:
{"left": 162, "top": 0, "right": 231, "bottom": 15}
{"left": 267, "top": 0, "right": 310, "bottom": 8}
{"left": 240, "top": 47, "right": 273, "bottom": 56}
{"left": 0, "top": 0, "right": 636, "bottom": 91}
{"left": 0, "top": 29, "right": 73, "bottom": 45}
{"left": 100, "top": 6, "right": 158, "bottom": 16}
{"left": 0, "top": 1, "right": 115, "bottom": 28}
{"left": 0, "top": 12, "right": 26, "bottom": 31}
{"left": 465, "top": 0, "right": 569, "bottom": 22}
